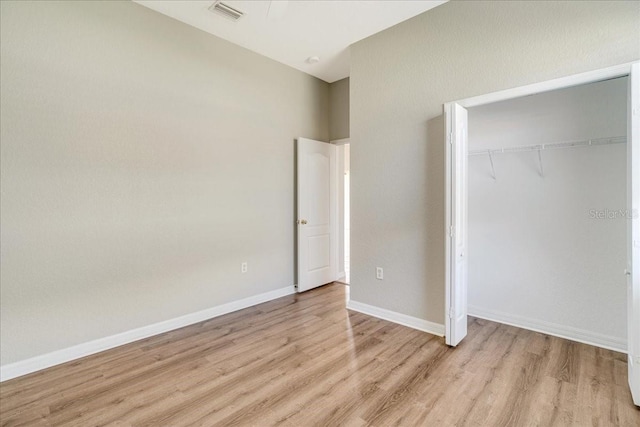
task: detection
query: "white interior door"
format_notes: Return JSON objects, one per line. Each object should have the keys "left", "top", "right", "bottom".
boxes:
{"left": 297, "top": 137, "right": 338, "bottom": 292}
{"left": 627, "top": 62, "right": 640, "bottom": 406}
{"left": 445, "top": 103, "right": 469, "bottom": 346}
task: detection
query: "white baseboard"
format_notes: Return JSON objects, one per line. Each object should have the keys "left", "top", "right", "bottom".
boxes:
{"left": 0, "top": 285, "right": 296, "bottom": 382}
{"left": 468, "top": 305, "right": 626, "bottom": 353}
{"left": 347, "top": 300, "right": 445, "bottom": 337}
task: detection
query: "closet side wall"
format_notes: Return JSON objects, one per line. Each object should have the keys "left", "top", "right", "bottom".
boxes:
{"left": 468, "top": 78, "right": 628, "bottom": 350}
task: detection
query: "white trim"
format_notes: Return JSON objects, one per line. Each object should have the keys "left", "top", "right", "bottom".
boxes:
{"left": 468, "top": 305, "right": 626, "bottom": 353}
{"left": 332, "top": 143, "right": 340, "bottom": 284}
{"left": 627, "top": 61, "right": 640, "bottom": 406}
{"left": 456, "top": 62, "right": 636, "bottom": 108}
{"left": 337, "top": 144, "right": 346, "bottom": 285}
{"left": 347, "top": 300, "right": 445, "bottom": 337}
{"left": 0, "top": 285, "right": 296, "bottom": 382}
{"left": 330, "top": 138, "right": 350, "bottom": 145}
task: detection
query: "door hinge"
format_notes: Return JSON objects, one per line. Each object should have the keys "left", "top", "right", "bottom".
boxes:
{"left": 448, "top": 309, "right": 455, "bottom": 319}
{"left": 449, "top": 225, "right": 455, "bottom": 237}
{"left": 449, "top": 131, "right": 453, "bottom": 144}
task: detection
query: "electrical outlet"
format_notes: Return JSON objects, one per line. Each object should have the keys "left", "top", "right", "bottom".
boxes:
{"left": 376, "top": 267, "right": 383, "bottom": 280}
{"left": 241, "top": 262, "right": 248, "bottom": 273}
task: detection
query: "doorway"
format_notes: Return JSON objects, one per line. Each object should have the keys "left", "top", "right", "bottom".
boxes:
{"left": 335, "top": 140, "right": 350, "bottom": 285}
{"left": 444, "top": 62, "right": 639, "bottom": 405}
{"left": 344, "top": 144, "right": 350, "bottom": 284}
{"left": 296, "top": 137, "right": 350, "bottom": 291}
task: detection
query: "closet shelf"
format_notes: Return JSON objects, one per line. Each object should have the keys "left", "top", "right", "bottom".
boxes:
{"left": 468, "top": 135, "right": 626, "bottom": 157}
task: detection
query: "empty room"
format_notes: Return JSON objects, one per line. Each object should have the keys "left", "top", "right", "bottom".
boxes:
{"left": 1, "top": 1, "right": 639, "bottom": 426}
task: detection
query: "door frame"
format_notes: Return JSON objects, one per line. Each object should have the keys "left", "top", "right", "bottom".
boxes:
{"left": 332, "top": 138, "right": 351, "bottom": 284}
{"left": 444, "top": 62, "right": 639, "bottom": 403}
{"left": 627, "top": 62, "right": 640, "bottom": 405}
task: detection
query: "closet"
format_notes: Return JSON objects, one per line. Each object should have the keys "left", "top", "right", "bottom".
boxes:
{"left": 466, "top": 77, "right": 628, "bottom": 350}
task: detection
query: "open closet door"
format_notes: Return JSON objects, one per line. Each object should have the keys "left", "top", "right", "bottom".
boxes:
{"left": 627, "top": 62, "right": 640, "bottom": 406}
{"left": 445, "top": 103, "right": 469, "bottom": 346}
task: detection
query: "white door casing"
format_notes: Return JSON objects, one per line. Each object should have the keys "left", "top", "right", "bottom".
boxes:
{"left": 297, "top": 138, "right": 338, "bottom": 292}
{"left": 627, "top": 62, "right": 640, "bottom": 406}
{"left": 445, "top": 102, "right": 469, "bottom": 346}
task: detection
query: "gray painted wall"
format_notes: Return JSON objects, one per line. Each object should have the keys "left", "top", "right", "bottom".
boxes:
{"left": 468, "top": 78, "right": 627, "bottom": 346}
{"left": 349, "top": 1, "right": 639, "bottom": 326}
{"left": 0, "top": 1, "right": 329, "bottom": 365}
{"left": 329, "top": 78, "right": 350, "bottom": 140}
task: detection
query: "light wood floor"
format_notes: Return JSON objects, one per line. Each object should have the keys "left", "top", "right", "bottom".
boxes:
{"left": 1, "top": 283, "right": 638, "bottom": 426}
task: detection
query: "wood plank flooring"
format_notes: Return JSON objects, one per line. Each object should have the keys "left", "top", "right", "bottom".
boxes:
{"left": 1, "top": 283, "right": 638, "bottom": 426}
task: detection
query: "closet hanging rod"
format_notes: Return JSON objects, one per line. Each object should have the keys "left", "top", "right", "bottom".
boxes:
{"left": 468, "top": 135, "right": 626, "bottom": 157}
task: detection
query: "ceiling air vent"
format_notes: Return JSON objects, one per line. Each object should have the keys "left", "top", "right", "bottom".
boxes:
{"left": 208, "top": 1, "right": 244, "bottom": 21}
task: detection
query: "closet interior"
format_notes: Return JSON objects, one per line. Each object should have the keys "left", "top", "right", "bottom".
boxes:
{"left": 467, "top": 77, "right": 628, "bottom": 350}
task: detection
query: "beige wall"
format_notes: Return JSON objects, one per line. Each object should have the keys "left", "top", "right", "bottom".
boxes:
{"left": 349, "top": 1, "right": 640, "bottom": 325}
{"left": 0, "top": 0, "right": 328, "bottom": 365}
{"left": 329, "top": 78, "right": 350, "bottom": 140}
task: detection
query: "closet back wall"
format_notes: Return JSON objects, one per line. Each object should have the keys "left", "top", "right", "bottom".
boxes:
{"left": 468, "top": 78, "right": 627, "bottom": 350}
